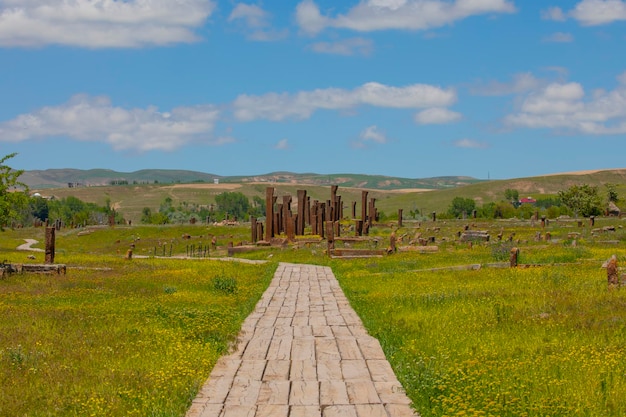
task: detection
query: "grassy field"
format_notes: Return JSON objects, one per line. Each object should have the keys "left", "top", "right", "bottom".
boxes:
{"left": 0, "top": 227, "right": 275, "bottom": 417}
{"left": 2, "top": 218, "right": 626, "bottom": 416}
{"left": 333, "top": 254, "right": 626, "bottom": 416}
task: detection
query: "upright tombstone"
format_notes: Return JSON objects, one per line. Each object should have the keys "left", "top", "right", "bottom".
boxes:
{"left": 389, "top": 230, "right": 397, "bottom": 254}
{"left": 265, "top": 187, "right": 274, "bottom": 241}
{"left": 311, "top": 201, "right": 319, "bottom": 236}
{"left": 251, "top": 217, "right": 257, "bottom": 242}
{"left": 510, "top": 247, "right": 519, "bottom": 268}
{"left": 305, "top": 196, "right": 311, "bottom": 227}
{"left": 336, "top": 196, "right": 342, "bottom": 221}
{"left": 282, "top": 195, "right": 292, "bottom": 234}
{"left": 318, "top": 203, "right": 326, "bottom": 238}
{"left": 273, "top": 211, "right": 280, "bottom": 237}
{"left": 361, "top": 191, "right": 369, "bottom": 225}
{"left": 256, "top": 222, "right": 264, "bottom": 242}
{"left": 590, "top": 216, "right": 595, "bottom": 227}
{"left": 355, "top": 220, "right": 363, "bottom": 236}
{"left": 286, "top": 216, "right": 296, "bottom": 241}
{"left": 325, "top": 221, "right": 335, "bottom": 252}
{"left": 297, "top": 190, "right": 307, "bottom": 235}
{"left": 45, "top": 227, "right": 55, "bottom": 264}
{"left": 607, "top": 255, "right": 619, "bottom": 289}
{"left": 398, "top": 209, "right": 403, "bottom": 227}
{"left": 331, "top": 185, "right": 338, "bottom": 221}
{"left": 351, "top": 201, "right": 357, "bottom": 219}
{"left": 432, "top": 212, "right": 436, "bottom": 222}
{"left": 367, "top": 198, "right": 377, "bottom": 231}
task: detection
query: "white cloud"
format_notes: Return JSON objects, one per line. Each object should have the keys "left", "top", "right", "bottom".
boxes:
{"left": 229, "top": 4, "right": 269, "bottom": 28}
{"left": 233, "top": 82, "right": 457, "bottom": 121}
{"left": 471, "top": 72, "right": 543, "bottom": 96}
{"left": 0, "top": 95, "right": 221, "bottom": 151}
{"left": 543, "top": 32, "right": 574, "bottom": 43}
{"left": 541, "top": 6, "right": 566, "bottom": 21}
{"left": 360, "top": 125, "right": 388, "bottom": 143}
{"left": 0, "top": 0, "right": 215, "bottom": 48}
{"left": 228, "top": 3, "right": 288, "bottom": 41}
{"left": 505, "top": 72, "right": 626, "bottom": 134}
{"left": 310, "top": 37, "right": 373, "bottom": 56}
{"left": 352, "top": 125, "right": 389, "bottom": 148}
{"left": 296, "top": 0, "right": 515, "bottom": 35}
{"left": 414, "top": 107, "right": 462, "bottom": 124}
{"left": 570, "top": 0, "right": 626, "bottom": 26}
{"left": 296, "top": 0, "right": 329, "bottom": 35}
{"left": 453, "top": 138, "right": 489, "bottom": 148}
{"left": 275, "top": 138, "right": 289, "bottom": 149}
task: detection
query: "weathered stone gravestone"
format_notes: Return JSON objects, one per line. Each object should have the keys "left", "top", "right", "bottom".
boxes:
{"left": 607, "top": 255, "right": 619, "bottom": 289}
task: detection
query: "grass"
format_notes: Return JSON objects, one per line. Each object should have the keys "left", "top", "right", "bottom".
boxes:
{"left": 2, "top": 216, "right": 626, "bottom": 416}
{"left": 332, "top": 252, "right": 626, "bottom": 416}
{"left": 0, "top": 242, "right": 275, "bottom": 416}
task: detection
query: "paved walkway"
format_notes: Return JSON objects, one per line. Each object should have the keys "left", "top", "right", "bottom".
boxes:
{"left": 186, "top": 263, "right": 418, "bottom": 417}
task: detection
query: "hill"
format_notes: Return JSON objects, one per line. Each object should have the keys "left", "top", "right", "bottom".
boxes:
{"left": 19, "top": 169, "right": 221, "bottom": 188}
{"left": 20, "top": 168, "right": 482, "bottom": 191}
{"left": 26, "top": 168, "right": 626, "bottom": 225}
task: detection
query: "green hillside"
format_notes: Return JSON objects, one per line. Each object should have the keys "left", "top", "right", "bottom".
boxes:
{"left": 29, "top": 168, "right": 626, "bottom": 225}
{"left": 21, "top": 168, "right": 481, "bottom": 190}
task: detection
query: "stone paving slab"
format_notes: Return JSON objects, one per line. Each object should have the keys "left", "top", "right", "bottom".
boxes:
{"left": 186, "top": 263, "right": 419, "bottom": 417}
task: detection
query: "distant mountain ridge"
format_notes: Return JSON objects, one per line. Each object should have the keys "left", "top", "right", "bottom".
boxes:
{"left": 21, "top": 168, "right": 483, "bottom": 190}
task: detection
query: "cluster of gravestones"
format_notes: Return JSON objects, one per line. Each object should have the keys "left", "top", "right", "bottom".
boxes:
{"left": 250, "top": 186, "right": 379, "bottom": 243}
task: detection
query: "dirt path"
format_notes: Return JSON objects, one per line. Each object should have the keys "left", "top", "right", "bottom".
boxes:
{"left": 16, "top": 239, "right": 44, "bottom": 253}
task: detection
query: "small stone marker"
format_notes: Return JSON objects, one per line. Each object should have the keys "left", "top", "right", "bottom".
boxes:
{"left": 607, "top": 255, "right": 619, "bottom": 289}
{"left": 388, "top": 230, "right": 397, "bottom": 254}
{"left": 510, "top": 247, "right": 519, "bottom": 268}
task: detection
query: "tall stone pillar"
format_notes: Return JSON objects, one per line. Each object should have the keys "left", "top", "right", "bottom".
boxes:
{"left": 265, "top": 187, "right": 274, "bottom": 241}
{"left": 297, "top": 190, "right": 307, "bottom": 235}
{"left": 45, "top": 227, "right": 55, "bottom": 264}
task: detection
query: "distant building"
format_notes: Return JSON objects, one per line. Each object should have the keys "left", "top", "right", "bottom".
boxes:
{"left": 519, "top": 197, "right": 537, "bottom": 204}
{"left": 214, "top": 178, "right": 219, "bottom": 185}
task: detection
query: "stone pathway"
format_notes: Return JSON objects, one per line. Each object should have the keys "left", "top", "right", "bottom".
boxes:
{"left": 186, "top": 263, "right": 418, "bottom": 417}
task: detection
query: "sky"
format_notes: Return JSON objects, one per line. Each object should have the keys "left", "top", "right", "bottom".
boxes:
{"left": 1, "top": 0, "right": 626, "bottom": 180}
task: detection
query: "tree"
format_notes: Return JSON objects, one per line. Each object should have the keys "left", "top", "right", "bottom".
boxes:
{"left": 558, "top": 184, "right": 603, "bottom": 217}
{"left": 447, "top": 197, "right": 476, "bottom": 218}
{"left": 606, "top": 183, "right": 619, "bottom": 204}
{"left": 30, "top": 195, "right": 49, "bottom": 221}
{"left": 504, "top": 188, "right": 519, "bottom": 206}
{"left": 215, "top": 192, "right": 250, "bottom": 220}
{"left": 0, "top": 153, "right": 29, "bottom": 230}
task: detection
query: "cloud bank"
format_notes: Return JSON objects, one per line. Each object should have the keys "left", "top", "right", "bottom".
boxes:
{"left": 296, "top": 0, "right": 516, "bottom": 35}
{"left": 0, "top": 95, "right": 220, "bottom": 151}
{"left": 233, "top": 82, "right": 457, "bottom": 121}
{"left": 542, "top": 1, "right": 626, "bottom": 26}
{"left": 0, "top": 0, "right": 215, "bottom": 47}
{"left": 505, "top": 72, "right": 626, "bottom": 135}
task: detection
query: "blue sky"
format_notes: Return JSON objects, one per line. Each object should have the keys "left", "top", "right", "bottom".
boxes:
{"left": 1, "top": 0, "right": 626, "bottom": 180}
